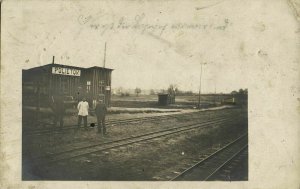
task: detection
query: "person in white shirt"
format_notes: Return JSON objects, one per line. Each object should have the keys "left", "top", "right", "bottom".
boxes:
{"left": 77, "top": 97, "right": 89, "bottom": 129}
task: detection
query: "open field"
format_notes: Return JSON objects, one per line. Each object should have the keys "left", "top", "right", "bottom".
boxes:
{"left": 111, "top": 94, "right": 247, "bottom": 109}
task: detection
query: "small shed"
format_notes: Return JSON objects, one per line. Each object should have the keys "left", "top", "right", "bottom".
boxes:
{"left": 158, "top": 93, "right": 175, "bottom": 106}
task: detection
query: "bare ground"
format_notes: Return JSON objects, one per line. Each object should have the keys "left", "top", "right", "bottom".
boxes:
{"left": 23, "top": 107, "right": 247, "bottom": 180}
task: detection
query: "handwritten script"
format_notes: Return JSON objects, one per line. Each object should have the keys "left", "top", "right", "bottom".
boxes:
{"left": 78, "top": 13, "right": 230, "bottom": 36}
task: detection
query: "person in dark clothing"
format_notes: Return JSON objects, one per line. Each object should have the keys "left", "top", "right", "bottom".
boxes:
{"left": 95, "top": 99, "right": 107, "bottom": 134}
{"left": 51, "top": 94, "right": 65, "bottom": 127}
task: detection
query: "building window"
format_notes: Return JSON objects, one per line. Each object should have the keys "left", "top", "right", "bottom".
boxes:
{"left": 99, "top": 80, "right": 105, "bottom": 86}
{"left": 87, "top": 81, "right": 91, "bottom": 93}
{"left": 99, "top": 80, "right": 105, "bottom": 94}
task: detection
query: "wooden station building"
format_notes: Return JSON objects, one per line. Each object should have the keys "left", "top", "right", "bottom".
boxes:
{"left": 22, "top": 60, "right": 113, "bottom": 108}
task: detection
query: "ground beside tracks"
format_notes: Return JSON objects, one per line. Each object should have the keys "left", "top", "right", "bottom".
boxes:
{"left": 22, "top": 107, "right": 247, "bottom": 180}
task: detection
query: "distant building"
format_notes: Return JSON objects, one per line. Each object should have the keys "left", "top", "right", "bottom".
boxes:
{"left": 158, "top": 93, "right": 175, "bottom": 106}
{"left": 22, "top": 62, "right": 113, "bottom": 108}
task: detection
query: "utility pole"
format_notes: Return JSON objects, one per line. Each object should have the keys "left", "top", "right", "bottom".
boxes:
{"left": 103, "top": 42, "right": 107, "bottom": 68}
{"left": 214, "top": 80, "right": 216, "bottom": 105}
{"left": 198, "top": 62, "right": 207, "bottom": 109}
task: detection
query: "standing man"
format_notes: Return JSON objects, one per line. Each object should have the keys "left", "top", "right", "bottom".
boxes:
{"left": 51, "top": 93, "right": 65, "bottom": 127}
{"left": 95, "top": 99, "right": 107, "bottom": 135}
{"left": 77, "top": 97, "right": 89, "bottom": 129}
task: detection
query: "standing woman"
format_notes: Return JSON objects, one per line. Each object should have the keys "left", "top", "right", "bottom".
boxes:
{"left": 77, "top": 97, "right": 89, "bottom": 129}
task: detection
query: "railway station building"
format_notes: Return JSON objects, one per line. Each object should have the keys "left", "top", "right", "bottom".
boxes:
{"left": 22, "top": 60, "right": 113, "bottom": 108}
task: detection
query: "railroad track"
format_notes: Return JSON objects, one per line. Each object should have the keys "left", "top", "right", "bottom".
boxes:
{"left": 171, "top": 133, "right": 248, "bottom": 181}
{"left": 30, "top": 116, "right": 237, "bottom": 166}
{"left": 206, "top": 146, "right": 248, "bottom": 181}
{"left": 23, "top": 111, "right": 232, "bottom": 136}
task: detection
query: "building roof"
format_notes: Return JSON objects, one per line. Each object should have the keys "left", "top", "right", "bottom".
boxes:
{"left": 23, "top": 63, "right": 113, "bottom": 71}
{"left": 86, "top": 66, "right": 114, "bottom": 70}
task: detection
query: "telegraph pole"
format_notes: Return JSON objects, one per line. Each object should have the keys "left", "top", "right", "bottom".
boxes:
{"left": 198, "top": 62, "right": 207, "bottom": 109}
{"left": 103, "top": 42, "right": 107, "bottom": 68}
{"left": 214, "top": 80, "right": 216, "bottom": 105}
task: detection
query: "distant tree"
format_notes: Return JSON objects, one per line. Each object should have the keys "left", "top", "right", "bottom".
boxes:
{"left": 231, "top": 88, "right": 247, "bottom": 96}
{"left": 121, "top": 91, "right": 130, "bottom": 97}
{"left": 238, "top": 88, "right": 248, "bottom": 95}
{"left": 117, "top": 87, "right": 123, "bottom": 95}
{"left": 135, "top": 87, "right": 142, "bottom": 96}
{"left": 176, "top": 90, "right": 193, "bottom": 96}
{"left": 168, "top": 84, "right": 178, "bottom": 96}
{"left": 160, "top": 89, "right": 167, "bottom": 93}
{"left": 149, "top": 89, "right": 155, "bottom": 95}
{"left": 231, "top": 90, "right": 238, "bottom": 95}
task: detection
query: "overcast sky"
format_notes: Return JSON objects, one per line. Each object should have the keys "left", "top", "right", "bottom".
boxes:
{"left": 3, "top": 0, "right": 297, "bottom": 93}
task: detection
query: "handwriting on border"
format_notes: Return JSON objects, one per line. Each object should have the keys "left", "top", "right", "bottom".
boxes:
{"left": 78, "top": 13, "right": 230, "bottom": 36}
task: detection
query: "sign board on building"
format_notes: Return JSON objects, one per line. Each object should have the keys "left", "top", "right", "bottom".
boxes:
{"left": 52, "top": 67, "right": 81, "bottom": 76}
{"left": 105, "top": 86, "right": 111, "bottom": 91}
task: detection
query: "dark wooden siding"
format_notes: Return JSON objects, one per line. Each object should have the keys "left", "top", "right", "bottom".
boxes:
{"left": 23, "top": 64, "right": 112, "bottom": 107}
{"left": 86, "top": 67, "right": 112, "bottom": 106}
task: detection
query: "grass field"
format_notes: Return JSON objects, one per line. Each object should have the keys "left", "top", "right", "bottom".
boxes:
{"left": 111, "top": 94, "right": 246, "bottom": 109}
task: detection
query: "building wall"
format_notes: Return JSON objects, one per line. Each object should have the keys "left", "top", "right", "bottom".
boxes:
{"left": 82, "top": 67, "right": 112, "bottom": 107}
{"left": 22, "top": 64, "right": 113, "bottom": 108}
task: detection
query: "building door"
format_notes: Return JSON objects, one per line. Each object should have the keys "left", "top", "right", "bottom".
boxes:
{"left": 62, "top": 77, "right": 68, "bottom": 95}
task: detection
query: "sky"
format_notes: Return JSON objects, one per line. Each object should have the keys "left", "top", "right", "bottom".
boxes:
{"left": 2, "top": 0, "right": 298, "bottom": 93}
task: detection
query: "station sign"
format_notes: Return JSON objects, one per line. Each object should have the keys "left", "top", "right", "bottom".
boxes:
{"left": 52, "top": 67, "right": 81, "bottom": 76}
